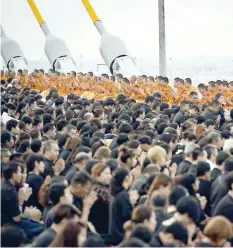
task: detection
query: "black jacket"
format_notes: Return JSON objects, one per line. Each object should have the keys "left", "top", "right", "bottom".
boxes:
{"left": 172, "top": 110, "right": 186, "bottom": 126}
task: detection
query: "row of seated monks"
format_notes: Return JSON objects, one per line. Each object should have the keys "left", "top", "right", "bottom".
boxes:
{"left": 1, "top": 69, "right": 233, "bottom": 108}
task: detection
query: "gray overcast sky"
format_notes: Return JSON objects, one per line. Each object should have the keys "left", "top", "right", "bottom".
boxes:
{"left": 1, "top": 0, "right": 233, "bottom": 60}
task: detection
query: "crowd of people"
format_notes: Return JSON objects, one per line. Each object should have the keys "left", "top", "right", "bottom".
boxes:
{"left": 1, "top": 68, "right": 233, "bottom": 247}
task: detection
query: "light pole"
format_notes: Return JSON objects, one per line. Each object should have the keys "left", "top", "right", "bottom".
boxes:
{"left": 158, "top": 0, "right": 167, "bottom": 76}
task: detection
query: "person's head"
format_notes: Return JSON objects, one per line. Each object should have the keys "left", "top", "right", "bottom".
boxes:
{"left": 192, "top": 147, "right": 207, "bottom": 163}
{"left": 32, "top": 115, "right": 43, "bottom": 130}
{"left": 216, "top": 151, "right": 229, "bottom": 167}
{"left": 30, "top": 140, "right": 42, "bottom": 153}
{"left": 204, "top": 144, "right": 218, "bottom": 163}
{"left": 148, "top": 174, "right": 172, "bottom": 197}
{"left": 169, "top": 185, "right": 189, "bottom": 206}
{"left": 92, "top": 163, "right": 112, "bottom": 185}
{"left": 72, "top": 152, "right": 89, "bottom": 171}
{"left": 64, "top": 124, "right": 77, "bottom": 137}
{"left": 148, "top": 146, "right": 167, "bottom": 166}
{"left": 25, "top": 153, "right": 45, "bottom": 174}
{"left": 1, "top": 148, "right": 11, "bottom": 164}
{"left": 6, "top": 119, "right": 19, "bottom": 135}
{"left": 42, "top": 123, "right": 56, "bottom": 139}
{"left": 56, "top": 119, "right": 68, "bottom": 133}
{"left": 203, "top": 216, "right": 233, "bottom": 246}
{"left": 1, "top": 131, "right": 14, "bottom": 148}
{"left": 224, "top": 157, "right": 233, "bottom": 172}
{"left": 3, "top": 161, "right": 24, "bottom": 185}
{"left": 196, "top": 161, "right": 211, "bottom": 180}
{"left": 1, "top": 225, "right": 27, "bottom": 247}
{"left": 70, "top": 171, "right": 92, "bottom": 198}
{"left": 209, "top": 100, "right": 221, "bottom": 113}
{"left": 118, "top": 146, "right": 138, "bottom": 169}
{"left": 125, "top": 205, "right": 156, "bottom": 236}
{"left": 215, "top": 93, "right": 225, "bottom": 105}
{"left": 159, "top": 222, "right": 188, "bottom": 246}
{"left": 207, "top": 131, "right": 223, "bottom": 150}
{"left": 180, "top": 100, "right": 190, "bottom": 112}
{"left": 176, "top": 196, "right": 200, "bottom": 224}
{"left": 94, "top": 146, "right": 111, "bottom": 162}
{"left": 204, "top": 119, "right": 215, "bottom": 131}
{"left": 50, "top": 220, "right": 86, "bottom": 247}
{"left": 189, "top": 104, "right": 199, "bottom": 117}
{"left": 20, "top": 115, "right": 32, "bottom": 131}
{"left": 110, "top": 167, "right": 132, "bottom": 196}
{"left": 49, "top": 183, "right": 73, "bottom": 205}
{"left": 138, "top": 136, "right": 152, "bottom": 152}
{"left": 30, "top": 128, "right": 41, "bottom": 141}
{"left": 43, "top": 140, "right": 59, "bottom": 161}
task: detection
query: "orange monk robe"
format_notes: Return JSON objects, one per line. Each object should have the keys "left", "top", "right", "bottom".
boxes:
{"left": 186, "top": 86, "right": 197, "bottom": 94}
{"left": 161, "top": 84, "right": 173, "bottom": 106}
{"left": 173, "top": 86, "right": 189, "bottom": 104}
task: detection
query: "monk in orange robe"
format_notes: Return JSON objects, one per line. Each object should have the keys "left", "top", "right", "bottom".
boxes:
{"left": 184, "top": 78, "right": 197, "bottom": 94}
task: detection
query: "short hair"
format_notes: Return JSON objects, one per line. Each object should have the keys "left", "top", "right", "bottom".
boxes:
{"left": 204, "top": 119, "right": 215, "bottom": 127}
{"left": 163, "top": 222, "right": 188, "bottom": 245}
{"left": 224, "top": 157, "right": 233, "bottom": 172}
{"left": 216, "top": 151, "right": 229, "bottom": 166}
{"left": 73, "top": 152, "right": 89, "bottom": 164}
{"left": 32, "top": 115, "right": 42, "bottom": 127}
{"left": 184, "top": 143, "right": 199, "bottom": 157}
{"left": 1, "top": 226, "right": 27, "bottom": 247}
{"left": 138, "top": 135, "right": 152, "bottom": 145}
{"left": 71, "top": 171, "right": 92, "bottom": 185}
{"left": 30, "top": 129, "right": 40, "bottom": 140}
{"left": 204, "top": 145, "right": 218, "bottom": 159}
{"left": 1, "top": 131, "right": 12, "bottom": 145}
{"left": 169, "top": 186, "right": 188, "bottom": 205}
{"left": 180, "top": 100, "right": 190, "bottom": 106}
{"left": 43, "top": 123, "right": 54, "bottom": 133}
{"left": 176, "top": 196, "right": 200, "bottom": 223}
{"left": 196, "top": 161, "right": 211, "bottom": 177}
{"left": 119, "top": 123, "right": 132, "bottom": 134}
{"left": 6, "top": 119, "right": 18, "bottom": 132}
{"left": 56, "top": 119, "right": 68, "bottom": 132}
{"left": 116, "top": 133, "right": 129, "bottom": 146}
{"left": 26, "top": 154, "right": 44, "bottom": 173}
{"left": 130, "top": 224, "right": 152, "bottom": 244}
{"left": 21, "top": 115, "right": 32, "bottom": 125}
{"left": 3, "top": 161, "right": 21, "bottom": 180}
{"left": 48, "top": 183, "right": 67, "bottom": 205}
{"left": 128, "top": 140, "right": 140, "bottom": 149}
{"left": 207, "top": 131, "right": 221, "bottom": 143}
{"left": 30, "top": 140, "right": 42, "bottom": 153}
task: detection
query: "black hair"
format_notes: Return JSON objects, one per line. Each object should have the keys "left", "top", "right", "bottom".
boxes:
{"left": 6, "top": 119, "right": 18, "bottom": 132}
{"left": 196, "top": 161, "right": 211, "bottom": 177}
{"left": 224, "top": 157, "right": 233, "bottom": 172}
{"left": 30, "top": 140, "right": 42, "bottom": 153}
{"left": 138, "top": 136, "right": 152, "bottom": 145}
{"left": 48, "top": 183, "right": 67, "bottom": 205}
{"left": 176, "top": 196, "right": 201, "bottom": 223}
{"left": 56, "top": 119, "right": 68, "bottom": 132}
{"left": 163, "top": 222, "right": 188, "bottom": 245}
{"left": 119, "top": 123, "right": 132, "bottom": 134}
{"left": 1, "top": 225, "right": 27, "bottom": 247}
{"left": 216, "top": 151, "right": 229, "bottom": 165}
{"left": 169, "top": 185, "right": 188, "bottom": 206}
{"left": 1, "top": 131, "right": 12, "bottom": 146}
{"left": 106, "top": 159, "right": 118, "bottom": 173}
{"left": 43, "top": 113, "right": 53, "bottom": 125}
{"left": 82, "top": 234, "right": 106, "bottom": 247}
{"left": 17, "top": 139, "right": 30, "bottom": 153}
{"left": 71, "top": 171, "right": 92, "bottom": 185}
{"left": 116, "top": 133, "right": 129, "bottom": 146}
{"left": 226, "top": 171, "right": 233, "bottom": 190}
{"left": 130, "top": 224, "right": 152, "bottom": 244}
{"left": 110, "top": 167, "right": 130, "bottom": 196}
{"left": 20, "top": 115, "right": 32, "bottom": 125}
{"left": 25, "top": 153, "right": 44, "bottom": 173}
{"left": 85, "top": 159, "right": 99, "bottom": 175}
{"left": 3, "top": 161, "right": 21, "bottom": 180}
{"left": 43, "top": 123, "right": 54, "bottom": 133}
{"left": 192, "top": 147, "right": 204, "bottom": 161}
{"left": 204, "top": 119, "right": 215, "bottom": 127}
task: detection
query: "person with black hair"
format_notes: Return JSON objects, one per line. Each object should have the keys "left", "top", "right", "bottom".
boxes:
{"left": 1, "top": 225, "right": 27, "bottom": 247}
{"left": 213, "top": 172, "right": 233, "bottom": 222}
{"left": 41, "top": 123, "right": 56, "bottom": 142}
{"left": 25, "top": 154, "right": 45, "bottom": 209}
{"left": 172, "top": 100, "right": 190, "bottom": 126}
{"left": 1, "top": 131, "right": 14, "bottom": 149}
{"left": 6, "top": 119, "right": 19, "bottom": 138}
{"left": 210, "top": 157, "right": 233, "bottom": 214}
{"left": 211, "top": 151, "right": 229, "bottom": 182}
{"left": 197, "top": 161, "right": 212, "bottom": 216}
{"left": 55, "top": 119, "right": 68, "bottom": 139}
{"left": 31, "top": 204, "right": 80, "bottom": 247}
{"left": 1, "top": 161, "right": 44, "bottom": 238}
{"left": 32, "top": 115, "right": 43, "bottom": 130}
{"left": 167, "top": 185, "right": 189, "bottom": 218}
{"left": 20, "top": 115, "right": 32, "bottom": 131}
{"left": 150, "top": 221, "right": 188, "bottom": 247}
{"left": 204, "top": 119, "right": 215, "bottom": 131}
{"left": 44, "top": 183, "right": 73, "bottom": 228}
{"left": 30, "top": 139, "right": 42, "bottom": 153}
{"left": 109, "top": 167, "right": 136, "bottom": 245}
